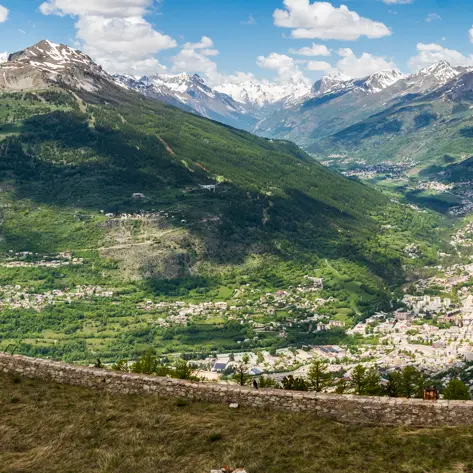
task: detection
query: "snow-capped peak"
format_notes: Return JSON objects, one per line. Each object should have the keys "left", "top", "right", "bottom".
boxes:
{"left": 140, "top": 72, "right": 208, "bottom": 95}
{"left": 215, "top": 79, "right": 312, "bottom": 109}
{"left": 0, "top": 39, "right": 116, "bottom": 92}
{"left": 425, "top": 60, "right": 456, "bottom": 75}
{"left": 399, "top": 60, "right": 462, "bottom": 95}
{"left": 326, "top": 72, "right": 351, "bottom": 82}
{"left": 357, "top": 70, "right": 405, "bottom": 94}
{"left": 0, "top": 52, "right": 8, "bottom": 64}
{"left": 312, "top": 73, "right": 351, "bottom": 97}
{"left": 7, "top": 40, "right": 98, "bottom": 71}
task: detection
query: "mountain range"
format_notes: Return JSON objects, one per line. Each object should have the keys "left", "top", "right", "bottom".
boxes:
{"left": 112, "top": 72, "right": 313, "bottom": 126}
{"left": 110, "top": 59, "right": 473, "bottom": 176}
{"left": 0, "top": 39, "right": 115, "bottom": 92}
{"left": 112, "top": 60, "right": 470, "bottom": 131}
{"left": 4, "top": 41, "right": 473, "bottom": 173}
{"left": 2, "top": 38, "right": 473, "bottom": 181}
{"left": 255, "top": 61, "right": 471, "bottom": 144}
{"left": 113, "top": 72, "right": 259, "bottom": 130}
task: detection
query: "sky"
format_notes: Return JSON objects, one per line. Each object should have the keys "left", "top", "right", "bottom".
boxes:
{"left": 1, "top": 0, "right": 473, "bottom": 86}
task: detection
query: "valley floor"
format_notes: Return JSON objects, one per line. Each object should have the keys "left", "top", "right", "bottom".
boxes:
{"left": 1, "top": 374, "right": 473, "bottom": 473}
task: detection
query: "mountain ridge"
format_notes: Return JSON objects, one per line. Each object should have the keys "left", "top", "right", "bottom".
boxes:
{"left": 113, "top": 71, "right": 257, "bottom": 129}
{"left": 0, "top": 39, "right": 116, "bottom": 92}
{"left": 2, "top": 39, "right": 473, "bottom": 142}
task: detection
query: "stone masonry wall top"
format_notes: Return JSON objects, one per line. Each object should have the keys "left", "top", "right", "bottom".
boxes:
{"left": 1, "top": 353, "right": 473, "bottom": 427}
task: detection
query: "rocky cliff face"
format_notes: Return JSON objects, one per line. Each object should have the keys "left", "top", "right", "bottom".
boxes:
{"left": 0, "top": 39, "right": 116, "bottom": 92}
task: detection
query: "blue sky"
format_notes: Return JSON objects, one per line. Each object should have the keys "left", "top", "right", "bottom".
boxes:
{"left": 1, "top": 0, "right": 473, "bottom": 85}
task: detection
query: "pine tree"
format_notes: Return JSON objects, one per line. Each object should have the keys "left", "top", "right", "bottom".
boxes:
{"left": 307, "top": 359, "right": 332, "bottom": 392}
{"left": 232, "top": 355, "right": 250, "bottom": 386}
{"left": 400, "top": 366, "right": 425, "bottom": 399}
{"left": 350, "top": 365, "right": 382, "bottom": 396}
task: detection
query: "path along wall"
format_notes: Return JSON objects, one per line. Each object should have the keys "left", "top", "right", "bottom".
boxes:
{"left": 1, "top": 353, "right": 473, "bottom": 427}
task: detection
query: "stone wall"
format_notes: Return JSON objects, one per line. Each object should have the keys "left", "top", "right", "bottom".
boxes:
{"left": 1, "top": 353, "right": 473, "bottom": 427}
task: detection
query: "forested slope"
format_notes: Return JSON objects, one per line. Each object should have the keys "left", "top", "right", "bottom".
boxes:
{"left": 0, "top": 86, "right": 441, "bottom": 361}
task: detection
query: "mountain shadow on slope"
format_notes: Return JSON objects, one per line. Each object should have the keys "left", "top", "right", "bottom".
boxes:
{"left": 0, "top": 92, "right": 408, "bottom": 288}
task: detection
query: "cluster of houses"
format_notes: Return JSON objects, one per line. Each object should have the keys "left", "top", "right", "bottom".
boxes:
{"left": 100, "top": 205, "right": 191, "bottom": 226}
{"left": 186, "top": 250, "right": 473, "bottom": 382}
{"left": 419, "top": 263, "right": 473, "bottom": 292}
{"left": 130, "top": 276, "right": 338, "bottom": 348}
{"left": 2, "top": 251, "right": 83, "bottom": 268}
{"left": 404, "top": 243, "right": 421, "bottom": 259}
{"left": 401, "top": 295, "right": 452, "bottom": 315}
{"left": 341, "top": 162, "right": 412, "bottom": 180}
{"left": 416, "top": 181, "right": 454, "bottom": 193}
{"left": 451, "top": 222, "right": 473, "bottom": 248}
{"left": 0, "top": 284, "right": 114, "bottom": 311}
{"left": 195, "top": 345, "right": 350, "bottom": 381}
{"left": 444, "top": 181, "right": 473, "bottom": 216}
{"left": 346, "top": 285, "right": 473, "bottom": 374}
{"left": 449, "top": 199, "right": 473, "bottom": 217}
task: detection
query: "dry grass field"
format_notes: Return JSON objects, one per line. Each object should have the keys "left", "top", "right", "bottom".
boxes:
{"left": 2, "top": 374, "right": 473, "bottom": 473}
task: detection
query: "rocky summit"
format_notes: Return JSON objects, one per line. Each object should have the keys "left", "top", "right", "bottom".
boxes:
{"left": 0, "top": 40, "right": 114, "bottom": 92}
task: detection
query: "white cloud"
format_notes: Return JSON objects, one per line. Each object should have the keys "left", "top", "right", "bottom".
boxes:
{"left": 183, "top": 36, "right": 214, "bottom": 50}
{"left": 338, "top": 48, "right": 353, "bottom": 58}
{"left": 39, "top": 0, "right": 152, "bottom": 18}
{"left": 171, "top": 36, "right": 260, "bottom": 87}
{"left": 241, "top": 14, "right": 256, "bottom": 25}
{"left": 408, "top": 43, "right": 473, "bottom": 70}
{"left": 273, "top": 0, "right": 391, "bottom": 40}
{"left": 172, "top": 48, "right": 218, "bottom": 77}
{"left": 289, "top": 43, "right": 331, "bottom": 56}
{"left": 426, "top": 13, "right": 441, "bottom": 23}
{"left": 218, "top": 71, "right": 257, "bottom": 84}
{"left": 305, "top": 60, "right": 333, "bottom": 71}
{"left": 470, "top": 26, "right": 473, "bottom": 44}
{"left": 383, "top": 0, "right": 413, "bottom": 4}
{"left": 335, "top": 48, "right": 397, "bottom": 78}
{"left": 257, "top": 52, "right": 308, "bottom": 82}
{"left": 127, "top": 58, "right": 168, "bottom": 76}
{"left": 171, "top": 36, "right": 221, "bottom": 83}
{"left": 39, "top": 0, "right": 177, "bottom": 75}
{"left": 0, "top": 5, "right": 8, "bottom": 23}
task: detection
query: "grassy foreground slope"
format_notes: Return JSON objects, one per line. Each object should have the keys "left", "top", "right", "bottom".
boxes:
{"left": 2, "top": 373, "right": 473, "bottom": 473}
{"left": 0, "top": 87, "right": 442, "bottom": 361}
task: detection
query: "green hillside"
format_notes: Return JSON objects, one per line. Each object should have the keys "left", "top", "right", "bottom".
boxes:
{"left": 0, "top": 87, "right": 442, "bottom": 362}
{"left": 310, "top": 96, "right": 473, "bottom": 173}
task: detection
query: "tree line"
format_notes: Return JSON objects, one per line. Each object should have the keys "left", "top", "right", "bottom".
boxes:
{"left": 111, "top": 352, "right": 471, "bottom": 401}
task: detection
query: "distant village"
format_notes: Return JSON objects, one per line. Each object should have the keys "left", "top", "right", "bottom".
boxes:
{"left": 1, "top": 251, "right": 83, "bottom": 268}
{"left": 5, "top": 198, "right": 473, "bottom": 389}
{"left": 165, "top": 258, "right": 473, "bottom": 386}
{"left": 0, "top": 284, "right": 114, "bottom": 311}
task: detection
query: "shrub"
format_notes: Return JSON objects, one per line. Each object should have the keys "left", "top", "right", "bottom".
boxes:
{"left": 175, "top": 397, "right": 190, "bottom": 407}
{"left": 208, "top": 433, "right": 223, "bottom": 442}
{"left": 258, "top": 376, "right": 280, "bottom": 389}
{"left": 443, "top": 379, "right": 471, "bottom": 401}
{"left": 282, "top": 375, "right": 308, "bottom": 391}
